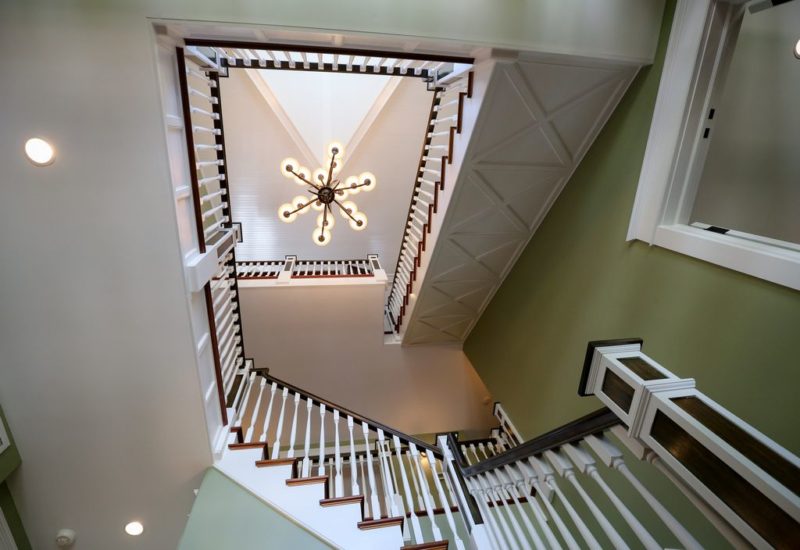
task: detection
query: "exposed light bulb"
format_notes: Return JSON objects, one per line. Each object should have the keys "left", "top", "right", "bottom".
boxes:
{"left": 340, "top": 201, "right": 358, "bottom": 218}
{"left": 124, "top": 522, "right": 144, "bottom": 536}
{"left": 345, "top": 175, "right": 360, "bottom": 195}
{"left": 335, "top": 188, "right": 349, "bottom": 200}
{"left": 359, "top": 171, "right": 376, "bottom": 192}
{"left": 292, "top": 195, "right": 310, "bottom": 211}
{"left": 312, "top": 226, "right": 332, "bottom": 246}
{"left": 293, "top": 166, "right": 311, "bottom": 186}
{"left": 310, "top": 198, "right": 325, "bottom": 211}
{"left": 24, "top": 137, "right": 55, "bottom": 166}
{"left": 277, "top": 203, "right": 297, "bottom": 223}
{"left": 795, "top": 39, "right": 800, "bottom": 59}
{"left": 349, "top": 211, "right": 368, "bottom": 231}
{"left": 280, "top": 157, "right": 299, "bottom": 178}
{"left": 316, "top": 212, "right": 335, "bottom": 229}
{"left": 327, "top": 141, "right": 345, "bottom": 159}
{"left": 312, "top": 168, "right": 328, "bottom": 186}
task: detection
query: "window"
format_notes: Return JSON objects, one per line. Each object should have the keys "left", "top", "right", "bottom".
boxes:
{"left": 628, "top": 0, "right": 800, "bottom": 290}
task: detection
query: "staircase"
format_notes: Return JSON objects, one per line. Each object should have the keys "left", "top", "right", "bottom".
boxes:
{"left": 210, "top": 341, "right": 800, "bottom": 550}
{"left": 218, "top": 371, "right": 472, "bottom": 549}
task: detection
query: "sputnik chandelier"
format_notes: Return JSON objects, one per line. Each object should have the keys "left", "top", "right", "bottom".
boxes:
{"left": 277, "top": 142, "right": 376, "bottom": 246}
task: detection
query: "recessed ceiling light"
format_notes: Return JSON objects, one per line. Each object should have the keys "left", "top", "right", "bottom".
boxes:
{"left": 124, "top": 521, "right": 144, "bottom": 536}
{"left": 24, "top": 137, "right": 55, "bottom": 166}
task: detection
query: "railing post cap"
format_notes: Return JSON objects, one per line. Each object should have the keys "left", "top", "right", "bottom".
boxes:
{"left": 579, "top": 338, "right": 643, "bottom": 396}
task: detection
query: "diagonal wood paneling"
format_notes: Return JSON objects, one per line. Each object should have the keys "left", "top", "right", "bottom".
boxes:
{"left": 404, "top": 56, "right": 638, "bottom": 344}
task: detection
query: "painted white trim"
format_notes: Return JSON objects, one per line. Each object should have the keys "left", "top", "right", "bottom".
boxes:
{"left": 654, "top": 225, "right": 800, "bottom": 289}
{"left": 626, "top": 0, "right": 800, "bottom": 291}
{"left": 627, "top": 0, "right": 713, "bottom": 243}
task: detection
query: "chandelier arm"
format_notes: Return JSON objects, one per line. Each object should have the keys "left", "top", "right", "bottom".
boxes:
{"left": 326, "top": 152, "right": 337, "bottom": 186}
{"left": 333, "top": 199, "right": 360, "bottom": 224}
{"left": 289, "top": 168, "right": 322, "bottom": 190}
{"left": 285, "top": 199, "right": 316, "bottom": 217}
{"left": 347, "top": 181, "right": 373, "bottom": 191}
{"left": 322, "top": 204, "right": 330, "bottom": 229}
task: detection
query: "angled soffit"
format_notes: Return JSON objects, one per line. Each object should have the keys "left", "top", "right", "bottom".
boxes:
{"left": 404, "top": 57, "right": 638, "bottom": 345}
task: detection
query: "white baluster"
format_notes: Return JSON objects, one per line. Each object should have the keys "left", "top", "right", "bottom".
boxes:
{"left": 377, "top": 431, "right": 402, "bottom": 518}
{"left": 461, "top": 445, "right": 473, "bottom": 466}
{"left": 564, "top": 442, "right": 660, "bottom": 550}
{"left": 469, "top": 443, "right": 481, "bottom": 464}
{"left": 498, "top": 465, "right": 546, "bottom": 550}
{"left": 427, "top": 451, "right": 466, "bottom": 550}
{"left": 478, "top": 442, "right": 490, "bottom": 460}
{"left": 510, "top": 461, "right": 564, "bottom": 550}
{"left": 317, "top": 404, "right": 326, "bottom": 476}
{"left": 244, "top": 378, "right": 266, "bottom": 442}
{"left": 233, "top": 372, "right": 257, "bottom": 435}
{"left": 469, "top": 477, "right": 508, "bottom": 550}
{"left": 410, "top": 444, "right": 442, "bottom": 541}
{"left": 270, "top": 387, "right": 289, "bottom": 459}
{"left": 585, "top": 434, "right": 701, "bottom": 550}
{"left": 258, "top": 382, "right": 278, "bottom": 444}
{"left": 546, "top": 449, "right": 629, "bottom": 549}
{"left": 528, "top": 456, "right": 591, "bottom": 550}
{"left": 347, "top": 416, "right": 360, "bottom": 496}
{"left": 393, "top": 436, "right": 423, "bottom": 543}
{"left": 361, "top": 423, "right": 381, "bottom": 519}
{"left": 359, "top": 455, "right": 369, "bottom": 511}
{"left": 301, "top": 398, "right": 313, "bottom": 477}
{"left": 406, "top": 450, "right": 425, "bottom": 510}
{"left": 333, "top": 410, "right": 344, "bottom": 497}
{"left": 286, "top": 392, "right": 301, "bottom": 458}
{"left": 482, "top": 472, "right": 524, "bottom": 550}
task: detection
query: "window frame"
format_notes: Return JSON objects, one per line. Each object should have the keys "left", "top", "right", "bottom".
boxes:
{"left": 627, "top": 0, "right": 800, "bottom": 291}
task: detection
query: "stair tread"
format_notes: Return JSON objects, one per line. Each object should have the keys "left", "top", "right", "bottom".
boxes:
{"left": 358, "top": 516, "right": 404, "bottom": 530}
{"left": 255, "top": 458, "right": 296, "bottom": 467}
{"left": 320, "top": 495, "right": 364, "bottom": 507}
{"left": 286, "top": 475, "right": 327, "bottom": 486}
{"left": 228, "top": 442, "right": 268, "bottom": 450}
{"left": 402, "top": 542, "right": 449, "bottom": 550}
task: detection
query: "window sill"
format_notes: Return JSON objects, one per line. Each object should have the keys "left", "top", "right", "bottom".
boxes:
{"left": 652, "top": 224, "right": 800, "bottom": 291}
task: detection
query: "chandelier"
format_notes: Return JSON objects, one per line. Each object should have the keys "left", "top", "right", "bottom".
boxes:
{"left": 277, "top": 142, "right": 376, "bottom": 246}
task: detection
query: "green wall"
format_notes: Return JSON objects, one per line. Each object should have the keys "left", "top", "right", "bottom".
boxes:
{"left": 464, "top": 0, "right": 800, "bottom": 456}
{"left": 178, "top": 468, "right": 333, "bottom": 550}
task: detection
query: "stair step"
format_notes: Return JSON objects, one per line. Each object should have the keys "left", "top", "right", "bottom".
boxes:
{"left": 320, "top": 495, "right": 364, "bottom": 507}
{"left": 286, "top": 475, "right": 328, "bottom": 486}
{"left": 358, "top": 516, "right": 404, "bottom": 531}
{"left": 402, "top": 542, "right": 449, "bottom": 550}
{"left": 255, "top": 458, "right": 296, "bottom": 468}
{"left": 228, "top": 442, "right": 268, "bottom": 459}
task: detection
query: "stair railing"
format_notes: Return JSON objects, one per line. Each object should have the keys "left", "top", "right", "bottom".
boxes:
{"left": 230, "top": 371, "right": 470, "bottom": 549}
{"left": 441, "top": 339, "right": 800, "bottom": 549}
{"left": 386, "top": 70, "right": 475, "bottom": 334}
{"left": 177, "top": 47, "right": 246, "bottom": 424}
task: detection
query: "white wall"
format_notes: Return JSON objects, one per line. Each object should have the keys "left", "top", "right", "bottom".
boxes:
{"left": 239, "top": 284, "right": 497, "bottom": 435}
{"left": 691, "top": 1, "right": 800, "bottom": 244}
{"left": 0, "top": 1, "right": 665, "bottom": 548}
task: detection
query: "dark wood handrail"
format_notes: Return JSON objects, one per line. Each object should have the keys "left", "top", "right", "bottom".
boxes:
{"left": 449, "top": 408, "right": 620, "bottom": 478}
{"left": 263, "top": 372, "right": 443, "bottom": 459}
{"left": 184, "top": 38, "right": 474, "bottom": 64}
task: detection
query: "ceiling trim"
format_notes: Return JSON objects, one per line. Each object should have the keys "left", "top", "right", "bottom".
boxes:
{"left": 341, "top": 77, "right": 402, "bottom": 172}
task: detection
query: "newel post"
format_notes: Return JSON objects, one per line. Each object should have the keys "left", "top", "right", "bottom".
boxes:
{"left": 580, "top": 339, "right": 800, "bottom": 549}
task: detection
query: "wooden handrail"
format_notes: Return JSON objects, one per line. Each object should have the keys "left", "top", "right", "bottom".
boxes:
{"left": 184, "top": 38, "right": 474, "bottom": 64}
{"left": 449, "top": 408, "right": 619, "bottom": 478}
{"left": 263, "top": 372, "right": 443, "bottom": 459}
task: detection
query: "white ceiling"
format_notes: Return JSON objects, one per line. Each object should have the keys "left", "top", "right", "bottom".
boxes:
{"left": 258, "top": 70, "right": 393, "bottom": 166}
{"left": 404, "top": 56, "right": 638, "bottom": 344}
{"left": 221, "top": 69, "right": 432, "bottom": 264}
